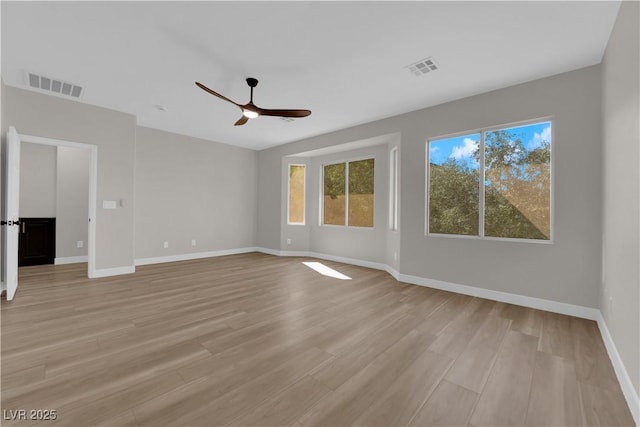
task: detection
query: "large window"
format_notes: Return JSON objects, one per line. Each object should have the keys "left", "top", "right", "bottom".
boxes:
{"left": 323, "top": 158, "right": 375, "bottom": 227}
{"left": 288, "top": 164, "right": 305, "bottom": 225}
{"left": 427, "top": 120, "right": 551, "bottom": 241}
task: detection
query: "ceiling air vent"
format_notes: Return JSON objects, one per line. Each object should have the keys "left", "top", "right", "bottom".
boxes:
{"left": 406, "top": 57, "right": 439, "bottom": 77}
{"left": 280, "top": 117, "right": 295, "bottom": 123}
{"left": 27, "top": 73, "right": 83, "bottom": 98}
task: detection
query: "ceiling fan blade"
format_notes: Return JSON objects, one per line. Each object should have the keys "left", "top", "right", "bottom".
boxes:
{"left": 255, "top": 108, "right": 312, "bottom": 118}
{"left": 196, "top": 77, "right": 311, "bottom": 125}
{"left": 234, "top": 115, "right": 249, "bottom": 126}
{"left": 195, "top": 82, "right": 240, "bottom": 107}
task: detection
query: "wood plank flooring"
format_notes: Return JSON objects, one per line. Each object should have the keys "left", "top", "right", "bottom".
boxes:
{"left": 1, "top": 253, "right": 634, "bottom": 426}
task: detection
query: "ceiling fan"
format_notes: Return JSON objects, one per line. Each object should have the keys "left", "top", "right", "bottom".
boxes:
{"left": 195, "top": 78, "right": 311, "bottom": 126}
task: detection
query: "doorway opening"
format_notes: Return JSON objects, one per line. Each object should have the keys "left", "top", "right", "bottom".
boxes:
{"left": 2, "top": 127, "right": 98, "bottom": 300}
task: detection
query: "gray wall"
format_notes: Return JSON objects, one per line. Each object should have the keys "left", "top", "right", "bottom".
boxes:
{"left": 56, "top": 146, "right": 90, "bottom": 259}
{"left": 279, "top": 136, "right": 400, "bottom": 269}
{"left": 3, "top": 85, "right": 136, "bottom": 271}
{"left": 134, "top": 126, "right": 257, "bottom": 260}
{"left": 399, "top": 66, "right": 601, "bottom": 308}
{"left": 258, "top": 65, "right": 603, "bottom": 308}
{"left": 601, "top": 0, "right": 640, "bottom": 396}
{"left": 19, "top": 142, "right": 56, "bottom": 217}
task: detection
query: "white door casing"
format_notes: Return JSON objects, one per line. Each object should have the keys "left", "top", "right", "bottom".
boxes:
{"left": 3, "top": 127, "right": 22, "bottom": 301}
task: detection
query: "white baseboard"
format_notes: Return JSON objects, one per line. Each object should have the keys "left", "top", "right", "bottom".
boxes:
{"left": 255, "top": 246, "right": 283, "bottom": 257}
{"left": 135, "top": 247, "right": 258, "bottom": 266}
{"left": 89, "top": 245, "right": 636, "bottom": 422}
{"left": 307, "top": 251, "right": 388, "bottom": 271}
{"left": 386, "top": 265, "right": 400, "bottom": 280}
{"left": 55, "top": 256, "right": 88, "bottom": 265}
{"left": 256, "top": 246, "right": 636, "bottom": 421}
{"left": 596, "top": 312, "right": 640, "bottom": 426}
{"left": 255, "top": 247, "right": 388, "bottom": 272}
{"left": 90, "top": 265, "right": 135, "bottom": 278}
{"left": 257, "top": 247, "right": 596, "bottom": 320}
{"left": 399, "top": 273, "right": 599, "bottom": 321}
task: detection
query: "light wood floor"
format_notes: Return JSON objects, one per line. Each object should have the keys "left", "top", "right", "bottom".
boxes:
{"left": 1, "top": 253, "right": 634, "bottom": 427}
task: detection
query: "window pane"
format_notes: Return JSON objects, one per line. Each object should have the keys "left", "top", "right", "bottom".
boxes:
{"left": 349, "top": 159, "right": 375, "bottom": 227}
{"left": 390, "top": 148, "right": 398, "bottom": 230}
{"left": 288, "top": 165, "right": 305, "bottom": 224}
{"left": 428, "top": 134, "right": 480, "bottom": 235}
{"left": 484, "top": 122, "right": 551, "bottom": 240}
{"left": 323, "top": 163, "right": 346, "bottom": 225}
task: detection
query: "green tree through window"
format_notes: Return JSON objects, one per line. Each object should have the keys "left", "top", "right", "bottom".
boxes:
{"left": 428, "top": 121, "right": 551, "bottom": 240}
{"left": 323, "top": 159, "right": 375, "bottom": 227}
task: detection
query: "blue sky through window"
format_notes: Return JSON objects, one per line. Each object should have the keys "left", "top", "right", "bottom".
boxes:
{"left": 429, "top": 122, "right": 551, "bottom": 167}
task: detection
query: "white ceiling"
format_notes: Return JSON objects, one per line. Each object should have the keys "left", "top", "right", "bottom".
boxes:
{"left": 1, "top": 1, "right": 620, "bottom": 150}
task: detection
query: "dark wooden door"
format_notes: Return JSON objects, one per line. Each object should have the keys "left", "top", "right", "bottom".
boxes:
{"left": 19, "top": 218, "right": 56, "bottom": 266}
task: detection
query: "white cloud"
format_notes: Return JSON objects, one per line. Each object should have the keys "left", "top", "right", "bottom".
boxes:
{"left": 430, "top": 145, "right": 440, "bottom": 154}
{"left": 528, "top": 126, "right": 551, "bottom": 150}
{"left": 450, "top": 138, "right": 478, "bottom": 160}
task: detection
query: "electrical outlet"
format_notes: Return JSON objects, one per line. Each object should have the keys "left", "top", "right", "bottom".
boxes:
{"left": 163, "top": 241, "right": 169, "bottom": 249}
{"left": 287, "top": 238, "right": 292, "bottom": 245}
{"left": 77, "top": 240, "right": 83, "bottom": 248}
{"left": 394, "top": 251, "right": 398, "bottom": 261}
{"left": 191, "top": 239, "right": 197, "bottom": 247}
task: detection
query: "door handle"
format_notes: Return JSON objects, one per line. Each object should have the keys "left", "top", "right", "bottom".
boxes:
{"left": 22, "top": 222, "right": 26, "bottom": 234}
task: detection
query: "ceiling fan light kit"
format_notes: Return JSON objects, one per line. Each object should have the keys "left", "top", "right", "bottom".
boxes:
{"left": 195, "top": 77, "right": 311, "bottom": 126}
{"left": 243, "top": 109, "right": 259, "bottom": 119}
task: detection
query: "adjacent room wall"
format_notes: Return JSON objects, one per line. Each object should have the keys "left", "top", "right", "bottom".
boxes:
{"left": 601, "top": 0, "right": 640, "bottom": 397}
{"left": 15, "top": 142, "right": 93, "bottom": 262}
{"left": 259, "top": 65, "right": 603, "bottom": 309}
{"left": 56, "top": 146, "right": 90, "bottom": 260}
{"left": 134, "top": 126, "right": 257, "bottom": 261}
{"left": 3, "top": 85, "right": 136, "bottom": 271}
{"left": 19, "top": 142, "right": 56, "bottom": 217}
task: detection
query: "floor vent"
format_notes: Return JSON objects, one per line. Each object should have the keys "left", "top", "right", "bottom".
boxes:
{"left": 406, "top": 57, "right": 439, "bottom": 77}
{"left": 27, "top": 73, "right": 83, "bottom": 98}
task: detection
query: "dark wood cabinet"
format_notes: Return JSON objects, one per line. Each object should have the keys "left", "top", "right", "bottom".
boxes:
{"left": 18, "top": 218, "right": 56, "bottom": 266}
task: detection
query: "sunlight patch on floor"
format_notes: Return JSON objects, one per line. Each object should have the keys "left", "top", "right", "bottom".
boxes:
{"left": 302, "top": 262, "right": 352, "bottom": 280}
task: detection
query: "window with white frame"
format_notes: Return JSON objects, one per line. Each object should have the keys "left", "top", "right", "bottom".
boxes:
{"left": 288, "top": 164, "right": 305, "bottom": 225}
{"left": 389, "top": 147, "right": 399, "bottom": 231}
{"left": 427, "top": 120, "right": 552, "bottom": 241}
{"left": 323, "top": 158, "right": 375, "bottom": 227}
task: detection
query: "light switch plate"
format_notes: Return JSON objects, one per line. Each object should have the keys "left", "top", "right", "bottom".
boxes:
{"left": 102, "top": 200, "right": 117, "bottom": 209}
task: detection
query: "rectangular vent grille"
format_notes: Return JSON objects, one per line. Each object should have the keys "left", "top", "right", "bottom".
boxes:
{"left": 280, "top": 117, "right": 295, "bottom": 123}
{"left": 406, "top": 57, "right": 439, "bottom": 77}
{"left": 27, "top": 73, "right": 83, "bottom": 98}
